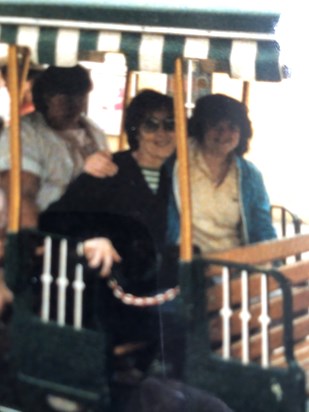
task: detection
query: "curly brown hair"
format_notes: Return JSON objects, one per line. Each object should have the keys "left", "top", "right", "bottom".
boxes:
{"left": 189, "top": 93, "right": 252, "bottom": 156}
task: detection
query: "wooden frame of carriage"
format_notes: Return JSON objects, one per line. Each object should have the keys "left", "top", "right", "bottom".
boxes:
{"left": 2, "top": 3, "right": 306, "bottom": 412}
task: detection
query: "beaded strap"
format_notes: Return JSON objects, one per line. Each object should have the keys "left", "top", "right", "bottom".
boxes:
{"left": 107, "top": 278, "right": 180, "bottom": 307}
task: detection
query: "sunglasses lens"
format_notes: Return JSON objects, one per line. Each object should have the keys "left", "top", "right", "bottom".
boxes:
{"left": 142, "top": 118, "right": 159, "bottom": 133}
{"left": 163, "top": 118, "right": 175, "bottom": 131}
{"left": 141, "top": 117, "right": 175, "bottom": 133}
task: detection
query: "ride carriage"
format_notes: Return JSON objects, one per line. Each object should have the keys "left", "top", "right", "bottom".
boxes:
{"left": 1, "top": 2, "right": 308, "bottom": 412}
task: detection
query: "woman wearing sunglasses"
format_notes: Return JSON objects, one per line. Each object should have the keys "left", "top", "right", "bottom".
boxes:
{"left": 38, "top": 89, "right": 179, "bottom": 391}
{"left": 43, "top": 89, "right": 176, "bottom": 253}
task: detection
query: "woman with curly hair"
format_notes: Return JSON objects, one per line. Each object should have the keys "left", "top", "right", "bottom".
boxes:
{"left": 167, "top": 93, "right": 276, "bottom": 254}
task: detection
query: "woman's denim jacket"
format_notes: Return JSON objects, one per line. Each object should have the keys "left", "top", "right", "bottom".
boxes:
{"left": 166, "top": 155, "right": 277, "bottom": 246}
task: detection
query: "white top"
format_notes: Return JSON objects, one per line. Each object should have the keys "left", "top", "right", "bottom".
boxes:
{"left": 174, "top": 139, "right": 241, "bottom": 254}
{"left": 0, "top": 111, "right": 108, "bottom": 211}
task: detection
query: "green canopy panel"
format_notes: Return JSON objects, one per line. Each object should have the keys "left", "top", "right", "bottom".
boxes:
{"left": 0, "top": 1, "right": 281, "bottom": 34}
{"left": 0, "top": 23, "right": 285, "bottom": 81}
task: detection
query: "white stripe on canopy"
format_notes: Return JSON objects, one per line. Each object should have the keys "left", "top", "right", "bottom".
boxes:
{"left": 17, "top": 26, "right": 40, "bottom": 64}
{"left": 184, "top": 38, "right": 210, "bottom": 60}
{"left": 97, "top": 31, "right": 122, "bottom": 53}
{"left": 230, "top": 40, "right": 258, "bottom": 80}
{"left": 56, "top": 29, "right": 80, "bottom": 66}
{"left": 139, "top": 34, "right": 164, "bottom": 72}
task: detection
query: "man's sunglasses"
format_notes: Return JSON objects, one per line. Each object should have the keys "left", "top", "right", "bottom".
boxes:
{"left": 141, "top": 117, "right": 175, "bottom": 133}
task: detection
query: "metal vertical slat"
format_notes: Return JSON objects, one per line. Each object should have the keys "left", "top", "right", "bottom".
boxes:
{"left": 40, "top": 236, "right": 53, "bottom": 322}
{"left": 185, "top": 59, "right": 195, "bottom": 118}
{"left": 220, "top": 266, "right": 232, "bottom": 359}
{"left": 73, "top": 263, "right": 85, "bottom": 330}
{"left": 259, "top": 273, "right": 270, "bottom": 367}
{"left": 56, "top": 239, "right": 69, "bottom": 326}
{"left": 240, "top": 269, "right": 251, "bottom": 364}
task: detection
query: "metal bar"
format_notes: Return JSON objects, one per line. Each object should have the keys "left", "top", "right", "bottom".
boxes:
{"left": 0, "top": 17, "right": 279, "bottom": 41}
{"left": 73, "top": 263, "right": 85, "bottom": 329}
{"left": 56, "top": 239, "right": 69, "bottom": 326}
{"left": 220, "top": 266, "right": 232, "bottom": 360}
{"left": 259, "top": 273, "right": 270, "bottom": 367}
{"left": 40, "top": 236, "right": 53, "bottom": 322}
{"left": 240, "top": 269, "right": 251, "bottom": 364}
{"left": 185, "top": 59, "right": 195, "bottom": 118}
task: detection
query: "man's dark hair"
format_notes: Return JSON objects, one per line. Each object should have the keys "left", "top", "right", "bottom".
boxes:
{"left": 32, "top": 64, "right": 93, "bottom": 114}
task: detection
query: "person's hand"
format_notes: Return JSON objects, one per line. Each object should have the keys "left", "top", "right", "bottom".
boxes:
{"left": 0, "top": 235, "right": 13, "bottom": 315}
{"left": 83, "top": 237, "right": 122, "bottom": 277}
{"left": 0, "top": 276, "right": 13, "bottom": 315}
{"left": 83, "top": 150, "right": 118, "bottom": 178}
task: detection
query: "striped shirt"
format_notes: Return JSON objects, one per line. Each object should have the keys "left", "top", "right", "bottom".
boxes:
{"left": 141, "top": 167, "right": 161, "bottom": 193}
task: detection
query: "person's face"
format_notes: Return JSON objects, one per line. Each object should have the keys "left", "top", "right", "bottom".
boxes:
{"left": 202, "top": 119, "right": 241, "bottom": 158}
{"left": 136, "top": 110, "right": 176, "bottom": 167}
{"left": 44, "top": 92, "right": 88, "bottom": 130}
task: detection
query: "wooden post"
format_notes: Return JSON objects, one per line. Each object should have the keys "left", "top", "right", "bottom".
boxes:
{"left": 19, "top": 47, "right": 31, "bottom": 104}
{"left": 7, "top": 45, "right": 21, "bottom": 232}
{"left": 174, "top": 58, "right": 192, "bottom": 261}
{"left": 118, "top": 71, "right": 134, "bottom": 151}
{"left": 242, "top": 81, "right": 250, "bottom": 107}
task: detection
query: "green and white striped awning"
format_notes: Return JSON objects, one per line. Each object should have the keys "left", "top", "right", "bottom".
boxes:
{"left": 0, "top": 1, "right": 285, "bottom": 81}
{"left": 0, "top": 22, "right": 284, "bottom": 81}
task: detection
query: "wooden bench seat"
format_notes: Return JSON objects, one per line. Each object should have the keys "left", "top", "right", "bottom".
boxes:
{"left": 179, "top": 233, "right": 309, "bottom": 412}
{"left": 208, "top": 235, "right": 309, "bottom": 370}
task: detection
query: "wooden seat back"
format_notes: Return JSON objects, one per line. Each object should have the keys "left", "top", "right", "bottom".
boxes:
{"left": 179, "top": 234, "right": 309, "bottom": 412}
{"left": 202, "top": 234, "right": 309, "bottom": 392}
